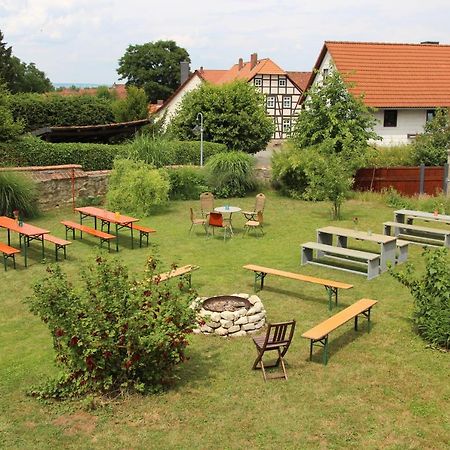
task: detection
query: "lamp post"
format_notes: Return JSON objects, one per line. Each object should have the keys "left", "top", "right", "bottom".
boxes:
{"left": 196, "top": 112, "right": 204, "bottom": 166}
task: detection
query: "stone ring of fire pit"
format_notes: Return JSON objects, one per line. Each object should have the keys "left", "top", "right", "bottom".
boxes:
{"left": 193, "top": 293, "right": 266, "bottom": 337}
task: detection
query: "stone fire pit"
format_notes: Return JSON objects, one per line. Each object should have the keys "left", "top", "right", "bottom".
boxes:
{"left": 193, "top": 293, "right": 266, "bottom": 337}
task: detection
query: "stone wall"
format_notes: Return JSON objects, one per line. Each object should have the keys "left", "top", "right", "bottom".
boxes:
{"left": 1, "top": 165, "right": 110, "bottom": 211}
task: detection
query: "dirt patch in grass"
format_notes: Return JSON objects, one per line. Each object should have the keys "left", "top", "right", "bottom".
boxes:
{"left": 53, "top": 411, "right": 97, "bottom": 436}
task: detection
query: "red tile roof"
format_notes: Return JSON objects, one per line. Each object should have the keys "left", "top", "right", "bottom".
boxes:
{"left": 286, "top": 71, "right": 312, "bottom": 92}
{"left": 307, "top": 41, "right": 450, "bottom": 108}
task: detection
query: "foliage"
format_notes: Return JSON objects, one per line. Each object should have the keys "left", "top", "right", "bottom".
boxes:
{"left": 123, "top": 134, "right": 227, "bottom": 167}
{"left": 390, "top": 248, "right": 450, "bottom": 349}
{"left": 0, "top": 170, "right": 38, "bottom": 218}
{"left": 106, "top": 159, "right": 170, "bottom": 215}
{"left": 205, "top": 151, "right": 257, "bottom": 198}
{"left": 412, "top": 108, "right": 450, "bottom": 166}
{"left": 0, "top": 83, "right": 24, "bottom": 141}
{"left": 366, "top": 144, "right": 415, "bottom": 167}
{"left": 293, "top": 69, "right": 379, "bottom": 169}
{"left": 112, "top": 86, "right": 148, "bottom": 122}
{"left": 26, "top": 256, "right": 197, "bottom": 399}
{"left": 8, "top": 57, "right": 53, "bottom": 94}
{"left": 169, "top": 80, "right": 274, "bottom": 154}
{"left": 117, "top": 40, "right": 190, "bottom": 102}
{"left": 167, "top": 166, "right": 207, "bottom": 200}
{"left": 96, "top": 85, "right": 118, "bottom": 101}
{"left": 0, "top": 29, "right": 53, "bottom": 93}
{"left": 0, "top": 135, "right": 125, "bottom": 170}
{"left": 272, "top": 143, "right": 352, "bottom": 219}
{"left": 9, "top": 93, "right": 115, "bottom": 131}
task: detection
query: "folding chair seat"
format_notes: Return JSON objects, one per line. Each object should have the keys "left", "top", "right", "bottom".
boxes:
{"left": 207, "top": 212, "right": 232, "bottom": 240}
{"left": 252, "top": 320, "right": 296, "bottom": 381}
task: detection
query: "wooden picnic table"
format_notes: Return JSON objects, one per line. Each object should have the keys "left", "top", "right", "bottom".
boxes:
{"left": 394, "top": 209, "right": 450, "bottom": 226}
{"left": 0, "top": 216, "right": 49, "bottom": 267}
{"left": 74, "top": 207, "right": 139, "bottom": 252}
{"left": 317, "top": 225, "right": 397, "bottom": 272}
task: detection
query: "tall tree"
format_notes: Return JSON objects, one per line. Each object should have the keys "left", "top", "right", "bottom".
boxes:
{"left": 169, "top": 80, "right": 274, "bottom": 154}
{"left": 117, "top": 40, "right": 190, "bottom": 102}
{"left": 0, "top": 30, "right": 13, "bottom": 85}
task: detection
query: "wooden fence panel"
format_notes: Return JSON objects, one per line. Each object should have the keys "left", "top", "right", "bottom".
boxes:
{"left": 354, "top": 166, "right": 445, "bottom": 196}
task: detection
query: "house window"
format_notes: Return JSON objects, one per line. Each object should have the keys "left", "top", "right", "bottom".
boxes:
{"left": 254, "top": 77, "right": 262, "bottom": 87}
{"left": 283, "top": 118, "right": 291, "bottom": 133}
{"left": 322, "top": 68, "right": 329, "bottom": 80}
{"left": 266, "top": 96, "right": 275, "bottom": 109}
{"left": 278, "top": 77, "right": 286, "bottom": 87}
{"left": 383, "top": 110, "right": 398, "bottom": 127}
{"left": 283, "top": 96, "right": 291, "bottom": 108}
{"left": 426, "top": 109, "right": 436, "bottom": 122}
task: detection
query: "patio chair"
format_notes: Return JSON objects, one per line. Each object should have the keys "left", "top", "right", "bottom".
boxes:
{"left": 207, "top": 212, "right": 232, "bottom": 240}
{"left": 242, "top": 193, "right": 266, "bottom": 220}
{"left": 243, "top": 211, "right": 264, "bottom": 236}
{"left": 200, "top": 192, "right": 215, "bottom": 218}
{"left": 189, "top": 208, "right": 207, "bottom": 234}
{"left": 252, "top": 320, "right": 296, "bottom": 381}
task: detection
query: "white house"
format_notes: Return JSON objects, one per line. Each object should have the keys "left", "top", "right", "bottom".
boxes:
{"left": 154, "top": 53, "right": 310, "bottom": 140}
{"left": 304, "top": 41, "right": 450, "bottom": 146}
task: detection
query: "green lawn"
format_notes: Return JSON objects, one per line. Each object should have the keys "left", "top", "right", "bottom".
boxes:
{"left": 0, "top": 192, "right": 448, "bottom": 449}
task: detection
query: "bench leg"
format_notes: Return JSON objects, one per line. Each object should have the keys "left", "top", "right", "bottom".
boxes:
{"left": 301, "top": 247, "right": 313, "bottom": 265}
{"left": 3, "top": 254, "right": 6, "bottom": 271}
{"left": 367, "top": 258, "right": 380, "bottom": 280}
{"left": 324, "top": 286, "right": 338, "bottom": 310}
{"left": 64, "top": 245, "right": 67, "bottom": 259}
{"left": 254, "top": 271, "right": 267, "bottom": 292}
{"left": 55, "top": 244, "right": 58, "bottom": 261}
{"left": 309, "top": 336, "right": 329, "bottom": 365}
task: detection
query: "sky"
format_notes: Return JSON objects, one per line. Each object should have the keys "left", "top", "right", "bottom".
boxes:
{"left": 1, "top": 0, "right": 449, "bottom": 85}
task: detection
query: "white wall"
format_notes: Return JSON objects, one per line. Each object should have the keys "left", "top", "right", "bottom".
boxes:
{"left": 373, "top": 109, "right": 428, "bottom": 146}
{"left": 155, "top": 74, "right": 204, "bottom": 127}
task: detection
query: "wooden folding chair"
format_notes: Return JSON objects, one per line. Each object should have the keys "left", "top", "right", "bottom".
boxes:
{"left": 252, "top": 320, "right": 296, "bottom": 381}
{"left": 200, "top": 192, "right": 215, "bottom": 218}
{"left": 207, "top": 212, "right": 232, "bottom": 240}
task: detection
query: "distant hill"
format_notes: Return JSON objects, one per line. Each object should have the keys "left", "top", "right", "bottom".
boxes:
{"left": 53, "top": 82, "right": 102, "bottom": 89}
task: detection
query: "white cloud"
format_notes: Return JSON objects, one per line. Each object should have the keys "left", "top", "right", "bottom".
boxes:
{"left": 0, "top": 0, "right": 449, "bottom": 83}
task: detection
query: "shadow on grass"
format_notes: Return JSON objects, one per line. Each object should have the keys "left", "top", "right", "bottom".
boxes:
{"left": 306, "top": 322, "right": 378, "bottom": 365}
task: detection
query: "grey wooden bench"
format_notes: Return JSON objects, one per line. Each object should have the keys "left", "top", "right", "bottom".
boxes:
{"left": 383, "top": 221, "right": 450, "bottom": 248}
{"left": 396, "top": 239, "right": 409, "bottom": 264}
{"left": 301, "top": 242, "right": 380, "bottom": 280}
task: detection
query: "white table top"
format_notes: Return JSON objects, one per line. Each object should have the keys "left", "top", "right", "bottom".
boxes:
{"left": 395, "top": 209, "right": 450, "bottom": 223}
{"left": 214, "top": 206, "right": 241, "bottom": 214}
{"left": 318, "top": 226, "right": 396, "bottom": 244}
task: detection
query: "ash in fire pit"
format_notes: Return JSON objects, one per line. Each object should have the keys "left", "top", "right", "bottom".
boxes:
{"left": 193, "top": 293, "right": 266, "bottom": 337}
{"left": 203, "top": 295, "right": 252, "bottom": 312}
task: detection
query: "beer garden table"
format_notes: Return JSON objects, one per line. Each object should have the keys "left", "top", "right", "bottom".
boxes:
{"left": 394, "top": 209, "right": 450, "bottom": 226}
{"left": 74, "top": 207, "right": 139, "bottom": 251}
{"left": 0, "top": 216, "right": 49, "bottom": 267}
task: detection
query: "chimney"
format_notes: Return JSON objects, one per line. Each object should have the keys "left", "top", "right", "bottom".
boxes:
{"left": 180, "top": 61, "right": 190, "bottom": 85}
{"left": 238, "top": 58, "right": 244, "bottom": 70}
{"left": 420, "top": 41, "right": 439, "bottom": 45}
{"left": 250, "top": 53, "right": 258, "bottom": 70}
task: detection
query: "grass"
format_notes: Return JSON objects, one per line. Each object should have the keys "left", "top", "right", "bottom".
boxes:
{"left": 0, "top": 191, "right": 449, "bottom": 449}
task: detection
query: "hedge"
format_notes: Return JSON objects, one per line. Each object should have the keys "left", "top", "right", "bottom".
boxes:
{"left": 0, "top": 135, "right": 125, "bottom": 171}
{"left": 0, "top": 136, "right": 227, "bottom": 171}
{"left": 9, "top": 93, "right": 115, "bottom": 131}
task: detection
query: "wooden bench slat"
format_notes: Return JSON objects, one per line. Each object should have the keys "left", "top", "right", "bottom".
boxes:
{"left": 384, "top": 221, "right": 450, "bottom": 235}
{"left": 302, "top": 298, "right": 378, "bottom": 341}
{"left": 43, "top": 234, "right": 72, "bottom": 246}
{"left": 243, "top": 264, "right": 353, "bottom": 290}
{"left": 0, "top": 242, "right": 21, "bottom": 255}
{"left": 131, "top": 224, "right": 156, "bottom": 233}
{"left": 61, "top": 220, "right": 115, "bottom": 240}
{"left": 302, "top": 242, "right": 380, "bottom": 260}
{"left": 154, "top": 265, "right": 199, "bottom": 285}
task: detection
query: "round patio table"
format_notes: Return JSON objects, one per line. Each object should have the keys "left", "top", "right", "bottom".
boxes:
{"left": 214, "top": 206, "right": 241, "bottom": 231}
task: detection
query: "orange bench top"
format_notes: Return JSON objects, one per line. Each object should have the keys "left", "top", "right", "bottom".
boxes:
{"left": 132, "top": 224, "right": 156, "bottom": 233}
{"left": 243, "top": 264, "right": 353, "bottom": 290}
{"left": 0, "top": 242, "right": 20, "bottom": 255}
{"left": 61, "top": 220, "right": 115, "bottom": 240}
{"left": 43, "top": 234, "right": 72, "bottom": 246}
{"left": 302, "top": 298, "right": 378, "bottom": 341}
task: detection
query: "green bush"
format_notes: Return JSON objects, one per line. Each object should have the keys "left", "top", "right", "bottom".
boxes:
{"left": 205, "top": 151, "right": 257, "bottom": 198}
{"left": 167, "top": 166, "right": 207, "bottom": 200}
{"left": 112, "top": 86, "right": 148, "bottom": 122}
{"left": 390, "top": 248, "right": 450, "bottom": 349}
{"left": 0, "top": 171, "right": 38, "bottom": 218}
{"left": 0, "top": 135, "right": 126, "bottom": 170}
{"left": 366, "top": 144, "right": 415, "bottom": 167}
{"left": 9, "top": 93, "right": 115, "bottom": 131}
{"left": 26, "top": 256, "right": 198, "bottom": 399}
{"left": 411, "top": 108, "right": 450, "bottom": 166}
{"left": 124, "top": 135, "right": 227, "bottom": 167}
{"left": 106, "top": 159, "right": 170, "bottom": 216}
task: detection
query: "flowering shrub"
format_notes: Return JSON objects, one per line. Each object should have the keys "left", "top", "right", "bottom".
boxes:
{"left": 26, "top": 256, "right": 198, "bottom": 399}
